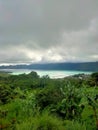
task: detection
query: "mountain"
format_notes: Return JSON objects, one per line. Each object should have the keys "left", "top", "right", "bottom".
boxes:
{"left": 0, "top": 61, "right": 98, "bottom": 72}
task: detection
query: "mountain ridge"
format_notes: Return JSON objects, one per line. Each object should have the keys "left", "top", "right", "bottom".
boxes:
{"left": 0, "top": 61, "right": 98, "bottom": 72}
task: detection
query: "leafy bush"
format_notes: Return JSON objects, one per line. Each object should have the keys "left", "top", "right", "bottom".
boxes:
{"left": 91, "top": 72, "right": 98, "bottom": 86}
{"left": 35, "top": 86, "right": 63, "bottom": 110}
{"left": 56, "top": 82, "right": 84, "bottom": 119}
{"left": 0, "top": 85, "right": 13, "bottom": 104}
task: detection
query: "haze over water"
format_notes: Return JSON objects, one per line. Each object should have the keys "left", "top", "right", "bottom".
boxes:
{"left": 1, "top": 69, "right": 92, "bottom": 78}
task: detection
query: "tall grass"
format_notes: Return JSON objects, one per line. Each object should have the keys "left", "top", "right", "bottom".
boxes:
{"left": 16, "top": 111, "right": 65, "bottom": 130}
{"left": 64, "top": 120, "right": 87, "bottom": 130}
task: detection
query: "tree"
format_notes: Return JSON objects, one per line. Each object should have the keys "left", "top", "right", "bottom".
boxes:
{"left": 91, "top": 72, "right": 98, "bottom": 86}
{"left": 0, "top": 85, "right": 12, "bottom": 104}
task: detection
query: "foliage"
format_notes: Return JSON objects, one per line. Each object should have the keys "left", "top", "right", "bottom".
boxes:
{"left": 35, "top": 85, "right": 63, "bottom": 111}
{"left": 56, "top": 82, "right": 85, "bottom": 120}
{"left": 18, "top": 112, "right": 65, "bottom": 130}
{"left": 0, "top": 71, "right": 98, "bottom": 129}
{"left": 64, "top": 120, "right": 87, "bottom": 130}
{"left": 91, "top": 72, "right": 98, "bottom": 86}
{"left": 0, "top": 85, "right": 13, "bottom": 104}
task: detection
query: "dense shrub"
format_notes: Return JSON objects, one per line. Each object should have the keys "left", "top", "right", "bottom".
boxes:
{"left": 0, "top": 85, "right": 13, "bottom": 104}
{"left": 56, "top": 82, "right": 84, "bottom": 119}
{"left": 35, "top": 86, "right": 63, "bottom": 110}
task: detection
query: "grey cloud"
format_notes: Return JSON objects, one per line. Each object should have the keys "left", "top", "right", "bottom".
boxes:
{"left": 0, "top": 0, "right": 98, "bottom": 64}
{"left": 0, "top": 47, "right": 31, "bottom": 63}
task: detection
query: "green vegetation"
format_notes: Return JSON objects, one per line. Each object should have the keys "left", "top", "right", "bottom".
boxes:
{"left": 0, "top": 71, "right": 98, "bottom": 130}
{"left": 0, "top": 71, "right": 11, "bottom": 77}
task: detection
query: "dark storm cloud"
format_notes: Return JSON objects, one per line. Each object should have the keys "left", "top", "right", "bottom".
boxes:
{"left": 0, "top": 0, "right": 98, "bottom": 64}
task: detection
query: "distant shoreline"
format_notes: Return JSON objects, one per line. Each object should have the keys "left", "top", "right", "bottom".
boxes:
{"left": 0, "top": 70, "right": 12, "bottom": 74}
{"left": 0, "top": 69, "right": 92, "bottom": 79}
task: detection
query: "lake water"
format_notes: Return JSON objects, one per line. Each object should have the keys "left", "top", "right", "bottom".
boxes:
{"left": 0, "top": 69, "right": 92, "bottom": 78}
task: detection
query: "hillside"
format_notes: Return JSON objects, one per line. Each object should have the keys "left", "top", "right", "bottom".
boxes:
{"left": 0, "top": 61, "right": 98, "bottom": 71}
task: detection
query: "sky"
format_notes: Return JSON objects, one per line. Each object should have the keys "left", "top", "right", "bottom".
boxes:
{"left": 0, "top": 0, "right": 98, "bottom": 65}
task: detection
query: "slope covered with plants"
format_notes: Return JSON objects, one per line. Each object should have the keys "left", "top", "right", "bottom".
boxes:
{"left": 0, "top": 71, "right": 98, "bottom": 130}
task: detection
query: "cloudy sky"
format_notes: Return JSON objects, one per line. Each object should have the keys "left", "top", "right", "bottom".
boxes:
{"left": 0, "top": 0, "right": 98, "bottom": 65}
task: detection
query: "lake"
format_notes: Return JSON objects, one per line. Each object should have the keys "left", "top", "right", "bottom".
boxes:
{"left": 0, "top": 69, "right": 92, "bottom": 78}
